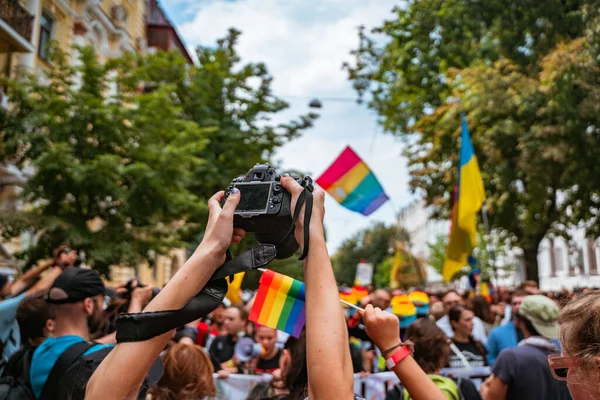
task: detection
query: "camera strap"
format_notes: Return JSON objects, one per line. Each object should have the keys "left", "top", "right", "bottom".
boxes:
{"left": 115, "top": 181, "right": 314, "bottom": 343}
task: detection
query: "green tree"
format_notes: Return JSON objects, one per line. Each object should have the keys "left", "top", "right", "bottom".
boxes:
{"left": 132, "top": 29, "right": 318, "bottom": 210}
{"left": 332, "top": 222, "right": 410, "bottom": 286}
{"left": 347, "top": 0, "right": 600, "bottom": 283}
{"left": 429, "top": 229, "right": 515, "bottom": 282}
{"left": 0, "top": 44, "right": 204, "bottom": 275}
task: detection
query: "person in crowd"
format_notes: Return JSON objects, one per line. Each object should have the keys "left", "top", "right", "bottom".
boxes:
{"left": 430, "top": 302, "right": 446, "bottom": 322}
{"left": 386, "top": 318, "right": 481, "bottom": 400}
{"left": 246, "top": 332, "right": 306, "bottom": 399}
{"left": 196, "top": 298, "right": 229, "bottom": 348}
{"left": 85, "top": 176, "right": 451, "bottom": 400}
{"left": 436, "top": 291, "right": 488, "bottom": 345}
{"left": 481, "top": 295, "right": 571, "bottom": 400}
{"left": 147, "top": 342, "right": 216, "bottom": 400}
{"left": 471, "top": 295, "right": 494, "bottom": 335}
{"left": 250, "top": 325, "right": 282, "bottom": 374}
{"left": 362, "top": 304, "right": 448, "bottom": 400}
{"left": 485, "top": 289, "right": 528, "bottom": 364}
{"left": 208, "top": 303, "right": 249, "bottom": 374}
{"left": 28, "top": 268, "right": 120, "bottom": 399}
{"left": 0, "top": 265, "right": 61, "bottom": 371}
{"left": 553, "top": 291, "right": 600, "bottom": 400}
{"left": 521, "top": 280, "right": 540, "bottom": 295}
{"left": 1, "top": 294, "right": 55, "bottom": 385}
{"left": 447, "top": 305, "right": 488, "bottom": 368}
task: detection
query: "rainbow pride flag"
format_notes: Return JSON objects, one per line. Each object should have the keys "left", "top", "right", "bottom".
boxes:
{"left": 249, "top": 269, "right": 306, "bottom": 338}
{"left": 316, "top": 146, "right": 389, "bottom": 216}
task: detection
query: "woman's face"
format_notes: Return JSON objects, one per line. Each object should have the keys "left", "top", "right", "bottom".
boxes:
{"left": 562, "top": 350, "right": 600, "bottom": 400}
{"left": 455, "top": 310, "right": 474, "bottom": 337}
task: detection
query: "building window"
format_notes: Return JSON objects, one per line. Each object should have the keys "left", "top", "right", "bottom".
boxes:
{"left": 38, "top": 13, "right": 54, "bottom": 61}
{"left": 588, "top": 240, "right": 598, "bottom": 275}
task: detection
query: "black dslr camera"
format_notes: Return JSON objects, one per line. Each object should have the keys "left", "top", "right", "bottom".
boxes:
{"left": 225, "top": 164, "right": 313, "bottom": 259}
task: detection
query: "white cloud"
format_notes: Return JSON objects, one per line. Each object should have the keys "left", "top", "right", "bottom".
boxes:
{"left": 172, "top": 0, "right": 415, "bottom": 253}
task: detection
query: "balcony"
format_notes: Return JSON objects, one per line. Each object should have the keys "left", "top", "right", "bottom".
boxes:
{"left": 0, "top": 0, "right": 35, "bottom": 53}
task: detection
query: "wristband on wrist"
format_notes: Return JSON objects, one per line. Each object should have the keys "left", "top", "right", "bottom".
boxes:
{"left": 381, "top": 343, "right": 402, "bottom": 357}
{"left": 385, "top": 346, "right": 411, "bottom": 369}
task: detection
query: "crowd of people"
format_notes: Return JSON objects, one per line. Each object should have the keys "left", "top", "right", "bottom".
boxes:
{"left": 0, "top": 179, "right": 599, "bottom": 400}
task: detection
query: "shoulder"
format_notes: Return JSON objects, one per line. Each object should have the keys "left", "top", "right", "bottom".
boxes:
{"left": 34, "top": 336, "right": 85, "bottom": 359}
{"left": 488, "top": 323, "right": 512, "bottom": 337}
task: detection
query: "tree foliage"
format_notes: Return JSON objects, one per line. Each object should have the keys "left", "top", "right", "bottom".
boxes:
{"left": 347, "top": 0, "right": 600, "bottom": 282}
{"left": 0, "top": 30, "right": 316, "bottom": 275}
{"left": 0, "top": 44, "right": 203, "bottom": 274}
{"left": 332, "top": 222, "right": 410, "bottom": 285}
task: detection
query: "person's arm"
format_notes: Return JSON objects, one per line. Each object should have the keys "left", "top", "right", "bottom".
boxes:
{"left": 22, "top": 266, "right": 62, "bottom": 296}
{"left": 361, "top": 305, "right": 447, "bottom": 400}
{"left": 10, "top": 260, "right": 55, "bottom": 296}
{"left": 86, "top": 190, "right": 243, "bottom": 400}
{"left": 281, "top": 177, "right": 354, "bottom": 400}
{"left": 127, "top": 285, "right": 154, "bottom": 314}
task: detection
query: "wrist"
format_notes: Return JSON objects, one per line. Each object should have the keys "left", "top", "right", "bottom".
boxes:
{"left": 192, "top": 245, "right": 223, "bottom": 269}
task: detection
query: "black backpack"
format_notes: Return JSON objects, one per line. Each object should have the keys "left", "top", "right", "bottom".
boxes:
{"left": 55, "top": 346, "right": 163, "bottom": 400}
{"left": 0, "top": 346, "right": 35, "bottom": 400}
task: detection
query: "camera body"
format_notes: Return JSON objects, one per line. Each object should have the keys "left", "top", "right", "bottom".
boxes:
{"left": 225, "top": 164, "right": 312, "bottom": 259}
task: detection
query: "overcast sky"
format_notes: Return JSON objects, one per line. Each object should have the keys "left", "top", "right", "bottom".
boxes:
{"left": 162, "top": 0, "right": 416, "bottom": 254}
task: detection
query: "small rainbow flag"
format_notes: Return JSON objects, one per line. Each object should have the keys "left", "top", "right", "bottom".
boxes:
{"left": 249, "top": 269, "right": 306, "bottom": 338}
{"left": 316, "top": 146, "right": 389, "bottom": 216}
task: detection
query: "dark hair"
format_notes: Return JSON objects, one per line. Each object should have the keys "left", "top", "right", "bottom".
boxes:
{"left": 280, "top": 330, "right": 308, "bottom": 400}
{"left": 511, "top": 289, "right": 529, "bottom": 299}
{"left": 515, "top": 313, "right": 542, "bottom": 337}
{"left": 16, "top": 294, "right": 54, "bottom": 343}
{"left": 471, "top": 296, "right": 493, "bottom": 324}
{"left": 405, "top": 318, "right": 449, "bottom": 373}
{"left": 448, "top": 305, "right": 488, "bottom": 358}
{"left": 231, "top": 303, "right": 249, "bottom": 321}
{"left": 448, "top": 305, "right": 467, "bottom": 325}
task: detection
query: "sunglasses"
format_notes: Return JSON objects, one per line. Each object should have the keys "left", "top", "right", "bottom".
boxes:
{"left": 548, "top": 354, "right": 579, "bottom": 381}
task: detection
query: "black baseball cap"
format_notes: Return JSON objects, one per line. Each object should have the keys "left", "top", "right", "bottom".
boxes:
{"left": 47, "top": 268, "right": 106, "bottom": 304}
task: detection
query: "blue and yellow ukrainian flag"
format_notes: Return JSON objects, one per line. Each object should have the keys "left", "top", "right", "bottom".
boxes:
{"left": 443, "top": 115, "right": 486, "bottom": 281}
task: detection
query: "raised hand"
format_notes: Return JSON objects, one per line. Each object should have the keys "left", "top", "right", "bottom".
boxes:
{"left": 197, "top": 189, "right": 245, "bottom": 264}
{"left": 279, "top": 176, "right": 325, "bottom": 249}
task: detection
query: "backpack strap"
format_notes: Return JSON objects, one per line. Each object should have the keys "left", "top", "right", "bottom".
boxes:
{"left": 38, "top": 341, "right": 95, "bottom": 400}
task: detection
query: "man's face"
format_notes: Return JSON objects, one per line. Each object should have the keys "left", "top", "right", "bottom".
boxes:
{"left": 86, "top": 295, "right": 105, "bottom": 335}
{"left": 60, "top": 250, "right": 77, "bottom": 266}
{"left": 511, "top": 296, "right": 526, "bottom": 317}
{"left": 212, "top": 305, "right": 226, "bottom": 324}
{"left": 442, "top": 292, "right": 462, "bottom": 312}
{"left": 223, "top": 308, "right": 246, "bottom": 336}
{"left": 256, "top": 326, "right": 277, "bottom": 353}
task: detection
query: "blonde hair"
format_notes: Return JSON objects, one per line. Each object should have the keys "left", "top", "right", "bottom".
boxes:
{"left": 559, "top": 292, "right": 600, "bottom": 373}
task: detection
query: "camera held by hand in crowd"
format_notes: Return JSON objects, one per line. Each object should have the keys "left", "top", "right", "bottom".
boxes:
{"left": 224, "top": 164, "right": 313, "bottom": 259}
{"left": 120, "top": 279, "right": 160, "bottom": 300}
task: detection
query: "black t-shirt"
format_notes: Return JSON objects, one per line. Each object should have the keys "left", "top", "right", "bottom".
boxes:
{"left": 492, "top": 343, "right": 572, "bottom": 400}
{"left": 256, "top": 349, "right": 282, "bottom": 374}
{"left": 448, "top": 339, "right": 488, "bottom": 368}
{"left": 209, "top": 334, "right": 237, "bottom": 371}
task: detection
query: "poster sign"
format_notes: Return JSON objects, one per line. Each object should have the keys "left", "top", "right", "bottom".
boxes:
{"left": 355, "top": 262, "right": 373, "bottom": 286}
